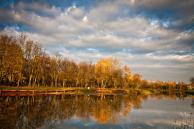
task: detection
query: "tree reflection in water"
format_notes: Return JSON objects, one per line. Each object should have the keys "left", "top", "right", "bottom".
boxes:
{"left": 0, "top": 93, "right": 193, "bottom": 129}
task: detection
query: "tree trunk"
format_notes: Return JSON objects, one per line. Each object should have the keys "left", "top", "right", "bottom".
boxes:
{"left": 42, "top": 77, "right": 45, "bottom": 87}
{"left": 76, "top": 79, "right": 79, "bottom": 87}
{"left": 62, "top": 79, "right": 65, "bottom": 87}
{"left": 33, "top": 78, "right": 37, "bottom": 87}
{"left": 85, "top": 80, "right": 88, "bottom": 88}
{"left": 28, "top": 75, "right": 32, "bottom": 87}
{"left": 55, "top": 77, "right": 57, "bottom": 87}
{"left": 17, "top": 73, "right": 22, "bottom": 87}
{"left": 101, "top": 80, "right": 104, "bottom": 88}
{"left": 17, "top": 79, "right": 20, "bottom": 87}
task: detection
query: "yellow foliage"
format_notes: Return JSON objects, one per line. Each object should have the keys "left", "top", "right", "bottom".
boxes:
{"left": 95, "top": 57, "right": 119, "bottom": 76}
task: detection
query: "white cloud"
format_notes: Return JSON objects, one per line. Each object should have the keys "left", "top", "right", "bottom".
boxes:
{"left": 0, "top": 1, "right": 193, "bottom": 82}
{"left": 82, "top": 16, "right": 88, "bottom": 22}
{"left": 2, "top": 1, "right": 192, "bottom": 53}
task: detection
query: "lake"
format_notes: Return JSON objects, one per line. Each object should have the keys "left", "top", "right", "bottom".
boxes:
{"left": 0, "top": 93, "right": 193, "bottom": 129}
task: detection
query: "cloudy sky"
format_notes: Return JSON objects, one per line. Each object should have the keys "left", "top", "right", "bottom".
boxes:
{"left": 0, "top": 0, "right": 194, "bottom": 82}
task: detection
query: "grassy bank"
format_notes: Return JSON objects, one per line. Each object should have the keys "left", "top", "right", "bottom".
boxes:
{"left": 0, "top": 86, "right": 193, "bottom": 96}
{"left": 0, "top": 86, "right": 142, "bottom": 96}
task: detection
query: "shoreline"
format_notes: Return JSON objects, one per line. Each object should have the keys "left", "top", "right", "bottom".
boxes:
{"left": 0, "top": 86, "right": 193, "bottom": 96}
{"left": 0, "top": 86, "right": 141, "bottom": 96}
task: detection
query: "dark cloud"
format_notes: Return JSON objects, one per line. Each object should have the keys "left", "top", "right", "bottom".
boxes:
{"left": 131, "top": 0, "right": 194, "bottom": 31}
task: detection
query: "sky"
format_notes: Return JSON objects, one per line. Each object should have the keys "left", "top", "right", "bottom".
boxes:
{"left": 0, "top": 0, "right": 194, "bottom": 83}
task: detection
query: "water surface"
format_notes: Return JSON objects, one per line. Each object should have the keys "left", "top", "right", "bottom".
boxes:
{"left": 0, "top": 94, "right": 193, "bottom": 129}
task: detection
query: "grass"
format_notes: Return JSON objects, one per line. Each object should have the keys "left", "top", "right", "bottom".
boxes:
{"left": 0, "top": 86, "right": 70, "bottom": 91}
{"left": 0, "top": 86, "right": 138, "bottom": 96}
{"left": 142, "top": 90, "right": 152, "bottom": 95}
{"left": 0, "top": 86, "right": 193, "bottom": 96}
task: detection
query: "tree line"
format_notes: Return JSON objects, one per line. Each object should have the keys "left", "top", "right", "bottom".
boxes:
{"left": 0, "top": 34, "right": 192, "bottom": 90}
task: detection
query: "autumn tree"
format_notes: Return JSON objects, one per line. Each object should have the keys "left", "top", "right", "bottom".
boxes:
{"left": 1, "top": 34, "right": 190, "bottom": 91}
{"left": 23, "top": 40, "right": 42, "bottom": 86}
{"left": 38, "top": 53, "right": 50, "bottom": 86}
{"left": 95, "top": 57, "right": 120, "bottom": 88}
{"left": 60, "top": 59, "right": 78, "bottom": 87}
{"left": 0, "top": 35, "right": 24, "bottom": 86}
{"left": 131, "top": 74, "right": 142, "bottom": 89}
{"left": 190, "top": 77, "right": 194, "bottom": 88}
{"left": 122, "top": 65, "right": 132, "bottom": 89}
